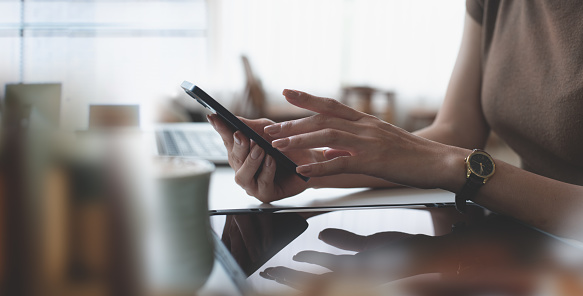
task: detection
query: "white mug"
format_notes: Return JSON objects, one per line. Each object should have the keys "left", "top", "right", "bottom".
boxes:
{"left": 144, "top": 156, "right": 215, "bottom": 294}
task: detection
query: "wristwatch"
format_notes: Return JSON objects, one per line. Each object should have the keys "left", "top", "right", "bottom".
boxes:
{"left": 455, "top": 149, "right": 495, "bottom": 213}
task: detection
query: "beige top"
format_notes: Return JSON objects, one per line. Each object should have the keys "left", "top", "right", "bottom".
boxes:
{"left": 467, "top": 0, "right": 583, "bottom": 186}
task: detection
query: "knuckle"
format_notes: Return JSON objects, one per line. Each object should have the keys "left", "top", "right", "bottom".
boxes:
{"left": 234, "top": 174, "right": 244, "bottom": 186}
{"left": 290, "top": 135, "right": 302, "bottom": 146}
{"left": 313, "top": 114, "right": 328, "bottom": 126}
{"left": 257, "top": 177, "right": 271, "bottom": 189}
{"left": 322, "top": 128, "right": 338, "bottom": 140}
{"left": 324, "top": 97, "right": 341, "bottom": 111}
{"left": 230, "top": 154, "right": 244, "bottom": 166}
{"left": 259, "top": 118, "right": 274, "bottom": 127}
{"left": 361, "top": 113, "right": 376, "bottom": 121}
{"left": 280, "top": 120, "right": 293, "bottom": 133}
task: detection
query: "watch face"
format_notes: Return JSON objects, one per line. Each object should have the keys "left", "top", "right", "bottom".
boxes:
{"left": 468, "top": 152, "right": 495, "bottom": 178}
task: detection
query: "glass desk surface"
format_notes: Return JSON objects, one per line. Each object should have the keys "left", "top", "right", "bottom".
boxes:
{"left": 209, "top": 206, "right": 583, "bottom": 296}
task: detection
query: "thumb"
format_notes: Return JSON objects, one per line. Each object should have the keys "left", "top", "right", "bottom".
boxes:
{"left": 323, "top": 149, "right": 352, "bottom": 160}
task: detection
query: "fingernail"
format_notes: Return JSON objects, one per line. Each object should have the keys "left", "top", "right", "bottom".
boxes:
{"left": 265, "top": 155, "right": 273, "bottom": 167}
{"left": 297, "top": 165, "right": 312, "bottom": 174}
{"left": 259, "top": 271, "right": 274, "bottom": 280}
{"left": 233, "top": 132, "right": 241, "bottom": 145}
{"left": 272, "top": 138, "right": 290, "bottom": 149}
{"left": 283, "top": 89, "right": 300, "bottom": 99}
{"left": 251, "top": 146, "right": 263, "bottom": 159}
{"left": 264, "top": 124, "right": 281, "bottom": 135}
{"left": 207, "top": 115, "right": 215, "bottom": 127}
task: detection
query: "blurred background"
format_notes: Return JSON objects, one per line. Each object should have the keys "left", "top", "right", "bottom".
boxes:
{"left": 0, "top": 1, "right": 473, "bottom": 295}
{"left": 0, "top": 0, "right": 466, "bottom": 129}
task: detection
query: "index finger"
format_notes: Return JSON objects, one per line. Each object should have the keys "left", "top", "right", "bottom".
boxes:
{"left": 318, "top": 228, "right": 412, "bottom": 252}
{"left": 208, "top": 113, "right": 235, "bottom": 149}
{"left": 282, "top": 89, "right": 366, "bottom": 121}
{"left": 293, "top": 250, "right": 357, "bottom": 271}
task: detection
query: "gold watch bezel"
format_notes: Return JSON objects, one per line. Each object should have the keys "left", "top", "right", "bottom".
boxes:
{"left": 464, "top": 149, "right": 496, "bottom": 182}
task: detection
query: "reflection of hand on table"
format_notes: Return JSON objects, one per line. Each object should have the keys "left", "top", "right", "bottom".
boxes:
{"left": 260, "top": 216, "right": 555, "bottom": 296}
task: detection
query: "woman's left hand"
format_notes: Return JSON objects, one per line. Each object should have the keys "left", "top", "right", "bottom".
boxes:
{"left": 264, "top": 89, "right": 466, "bottom": 191}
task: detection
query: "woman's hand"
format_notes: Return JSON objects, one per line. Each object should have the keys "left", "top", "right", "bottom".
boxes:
{"left": 207, "top": 114, "right": 320, "bottom": 202}
{"left": 264, "top": 90, "right": 468, "bottom": 191}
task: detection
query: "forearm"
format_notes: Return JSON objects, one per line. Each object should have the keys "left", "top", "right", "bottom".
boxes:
{"left": 440, "top": 146, "right": 583, "bottom": 240}
{"left": 414, "top": 122, "right": 487, "bottom": 150}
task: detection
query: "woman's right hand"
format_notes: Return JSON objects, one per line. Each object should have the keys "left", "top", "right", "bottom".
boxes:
{"left": 207, "top": 113, "right": 319, "bottom": 202}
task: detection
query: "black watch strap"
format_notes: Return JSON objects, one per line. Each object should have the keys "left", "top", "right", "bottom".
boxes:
{"left": 455, "top": 174, "right": 484, "bottom": 213}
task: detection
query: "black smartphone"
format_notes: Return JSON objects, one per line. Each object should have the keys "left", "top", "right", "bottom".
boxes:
{"left": 181, "top": 81, "right": 309, "bottom": 182}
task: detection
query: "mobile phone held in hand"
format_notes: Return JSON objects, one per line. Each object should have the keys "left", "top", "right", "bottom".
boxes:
{"left": 181, "top": 81, "right": 309, "bottom": 182}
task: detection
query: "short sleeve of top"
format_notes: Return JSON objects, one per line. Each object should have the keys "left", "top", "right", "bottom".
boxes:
{"left": 466, "top": 0, "right": 484, "bottom": 24}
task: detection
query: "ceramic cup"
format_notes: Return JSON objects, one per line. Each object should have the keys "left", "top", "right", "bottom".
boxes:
{"left": 145, "top": 156, "right": 215, "bottom": 294}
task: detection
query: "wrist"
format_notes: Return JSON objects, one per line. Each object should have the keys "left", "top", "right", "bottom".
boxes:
{"left": 439, "top": 146, "right": 472, "bottom": 193}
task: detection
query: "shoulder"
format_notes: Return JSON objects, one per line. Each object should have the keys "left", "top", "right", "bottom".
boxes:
{"left": 466, "top": 0, "right": 503, "bottom": 25}
{"left": 466, "top": 0, "right": 484, "bottom": 24}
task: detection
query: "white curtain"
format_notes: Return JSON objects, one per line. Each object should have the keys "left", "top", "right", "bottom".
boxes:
{"left": 0, "top": 0, "right": 465, "bottom": 129}
{"left": 206, "top": 0, "right": 465, "bottom": 115}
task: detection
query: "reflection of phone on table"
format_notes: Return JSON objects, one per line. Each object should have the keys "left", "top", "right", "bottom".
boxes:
{"left": 181, "top": 81, "right": 309, "bottom": 182}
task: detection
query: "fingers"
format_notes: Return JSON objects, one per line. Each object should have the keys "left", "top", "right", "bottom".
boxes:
{"left": 234, "top": 141, "right": 264, "bottom": 185}
{"left": 261, "top": 266, "right": 376, "bottom": 294}
{"left": 208, "top": 114, "right": 285, "bottom": 202}
{"left": 208, "top": 114, "right": 255, "bottom": 173}
{"left": 233, "top": 140, "right": 278, "bottom": 202}
{"left": 260, "top": 266, "right": 317, "bottom": 290}
{"left": 207, "top": 114, "right": 235, "bottom": 149}
{"left": 296, "top": 156, "right": 360, "bottom": 177}
{"left": 256, "top": 155, "right": 277, "bottom": 200}
{"left": 318, "top": 229, "right": 412, "bottom": 252}
{"left": 282, "top": 89, "right": 366, "bottom": 121}
{"left": 323, "top": 149, "right": 352, "bottom": 160}
{"left": 317, "top": 229, "right": 366, "bottom": 252}
{"left": 293, "top": 251, "right": 357, "bottom": 271}
{"left": 264, "top": 114, "right": 364, "bottom": 139}
{"left": 230, "top": 131, "right": 250, "bottom": 170}
{"left": 272, "top": 129, "right": 364, "bottom": 152}
{"left": 239, "top": 116, "right": 274, "bottom": 137}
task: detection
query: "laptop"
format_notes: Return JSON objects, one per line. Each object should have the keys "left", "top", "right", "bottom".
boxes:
{"left": 154, "top": 122, "right": 229, "bottom": 165}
